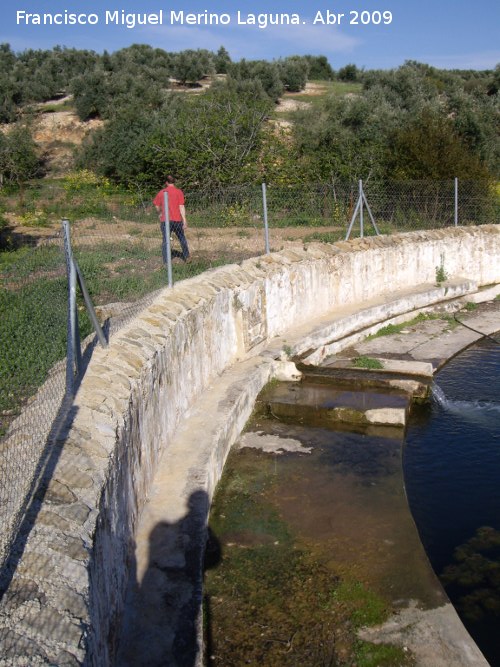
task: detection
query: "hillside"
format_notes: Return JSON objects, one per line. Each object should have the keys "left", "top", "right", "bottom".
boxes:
{"left": 27, "top": 74, "right": 229, "bottom": 177}
{"left": 32, "top": 103, "right": 103, "bottom": 176}
{"left": 1, "top": 45, "right": 497, "bottom": 193}
{"left": 0, "top": 49, "right": 497, "bottom": 234}
{"left": 27, "top": 79, "right": 358, "bottom": 177}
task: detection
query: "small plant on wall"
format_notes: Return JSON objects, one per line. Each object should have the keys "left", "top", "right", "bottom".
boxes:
{"left": 435, "top": 253, "right": 448, "bottom": 286}
{"left": 353, "top": 356, "right": 384, "bottom": 370}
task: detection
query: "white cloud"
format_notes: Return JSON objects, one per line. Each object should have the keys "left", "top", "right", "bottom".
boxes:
{"left": 144, "top": 17, "right": 360, "bottom": 60}
{"left": 143, "top": 24, "right": 229, "bottom": 51}
{"left": 419, "top": 51, "right": 500, "bottom": 70}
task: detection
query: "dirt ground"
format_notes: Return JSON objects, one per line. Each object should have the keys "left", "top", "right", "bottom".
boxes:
{"left": 30, "top": 107, "right": 103, "bottom": 174}
{"left": 187, "top": 223, "right": 337, "bottom": 256}
{"left": 7, "top": 216, "right": 340, "bottom": 257}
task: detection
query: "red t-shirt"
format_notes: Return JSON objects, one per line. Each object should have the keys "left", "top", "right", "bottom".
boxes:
{"left": 153, "top": 185, "right": 185, "bottom": 222}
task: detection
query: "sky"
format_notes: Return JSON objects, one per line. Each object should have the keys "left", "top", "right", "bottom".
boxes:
{"left": 1, "top": 0, "right": 499, "bottom": 70}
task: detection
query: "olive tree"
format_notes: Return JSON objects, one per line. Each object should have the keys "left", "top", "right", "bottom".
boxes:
{"left": 0, "top": 124, "right": 43, "bottom": 201}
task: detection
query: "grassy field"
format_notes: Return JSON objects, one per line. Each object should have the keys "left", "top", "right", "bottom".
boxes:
{"left": 0, "top": 203, "right": 461, "bottom": 438}
{"left": 0, "top": 242, "right": 73, "bottom": 435}
{"left": 286, "top": 79, "right": 363, "bottom": 103}
{"left": 0, "top": 233, "right": 231, "bottom": 403}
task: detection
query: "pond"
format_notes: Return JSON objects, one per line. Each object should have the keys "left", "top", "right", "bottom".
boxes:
{"left": 204, "top": 392, "right": 440, "bottom": 665}
{"left": 404, "top": 336, "right": 500, "bottom": 666}
{"left": 205, "top": 334, "right": 500, "bottom": 665}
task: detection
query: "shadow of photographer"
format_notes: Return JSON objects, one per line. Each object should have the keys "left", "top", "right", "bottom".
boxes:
{"left": 116, "top": 490, "right": 221, "bottom": 667}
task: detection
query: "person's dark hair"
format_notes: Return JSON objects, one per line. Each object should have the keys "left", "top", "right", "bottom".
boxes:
{"left": 165, "top": 175, "right": 175, "bottom": 184}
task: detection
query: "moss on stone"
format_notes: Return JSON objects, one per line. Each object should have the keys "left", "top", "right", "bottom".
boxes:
{"left": 204, "top": 448, "right": 414, "bottom": 666}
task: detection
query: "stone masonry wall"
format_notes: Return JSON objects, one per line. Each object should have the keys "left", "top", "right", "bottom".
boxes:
{"left": 0, "top": 227, "right": 498, "bottom": 666}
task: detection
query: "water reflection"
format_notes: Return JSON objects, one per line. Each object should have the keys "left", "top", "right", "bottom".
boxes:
{"left": 404, "top": 337, "right": 500, "bottom": 666}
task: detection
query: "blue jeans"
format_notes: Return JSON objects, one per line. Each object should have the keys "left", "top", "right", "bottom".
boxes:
{"left": 161, "top": 221, "right": 190, "bottom": 262}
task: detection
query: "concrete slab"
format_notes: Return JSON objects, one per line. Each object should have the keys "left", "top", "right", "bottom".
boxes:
{"left": 325, "top": 357, "right": 435, "bottom": 378}
{"left": 270, "top": 278, "right": 478, "bottom": 366}
{"left": 337, "top": 300, "right": 500, "bottom": 372}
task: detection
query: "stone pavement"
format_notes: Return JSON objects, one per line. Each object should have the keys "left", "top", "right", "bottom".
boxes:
{"left": 333, "top": 298, "right": 500, "bottom": 371}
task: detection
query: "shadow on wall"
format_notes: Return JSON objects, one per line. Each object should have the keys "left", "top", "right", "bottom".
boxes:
{"left": 116, "top": 490, "right": 222, "bottom": 667}
{"left": 0, "top": 401, "right": 80, "bottom": 602}
{"left": 1, "top": 325, "right": 105, "bottom": 600}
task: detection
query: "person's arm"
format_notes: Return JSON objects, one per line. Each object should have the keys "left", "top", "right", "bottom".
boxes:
{"left": 180, "top": 204, "right": 187, "bottom": 228}
{"left": 153, "top": 192, "right": 163, "bottom": 220}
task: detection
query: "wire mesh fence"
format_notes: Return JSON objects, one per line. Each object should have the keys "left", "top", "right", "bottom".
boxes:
{"left": 364, "top": 180, "right": 496, "bottom": 229}
{"left": 0, "top": 177, "right": 498, "bottom": 576}
{"left": 0, "top": 233, "right": 70, "bottom": 576}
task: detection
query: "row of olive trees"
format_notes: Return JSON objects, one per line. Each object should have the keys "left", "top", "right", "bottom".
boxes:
{"left": 0, "top": 43, "right": 99, "bottom": 122}
{"left": 226, "top": 55, "right": 329, "bottom": 101}
{"left": 71, "top": 49, "right": 334, "bottom": 120}
{"left": 77, "top": 60, "right": 498, "bottom": 188}
{"left": 0, "top": 42, "right": 336, "bottom": 123}
{"left": 0, "top": 43, "right": 221, "bottom": 122}
{"left": 288, "top": 61, "right": 500, "bottom": 183}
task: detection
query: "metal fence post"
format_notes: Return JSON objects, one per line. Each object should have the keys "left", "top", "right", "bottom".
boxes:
{"left": 361, "top": 183, "right": 380, "bottom": 236}
{"left": 345, "top": 180, "right": 379, "bottom": 240}
{"left": 262, "top": 183, "right": 270, "bottom": 254}
{"left": 62, "top": 219, "right": 82, "bottom": 396}
{"left": 163, "top": 191, "right": 173, "bottom": 287}
{"left": 73, "top": 259, "right": 108, "bottom": 348}
{"left": 359, "top": 180, "right": 364, "bottom": 238}
{"left": 454, "top": 177, "right": 458, "bottom": 226}
{"left": 345, "top": 190, "right": 361, "bottom": 240}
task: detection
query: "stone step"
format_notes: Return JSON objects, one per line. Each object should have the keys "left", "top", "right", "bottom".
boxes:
{"left": 285, "top": 278, "right": 477, "bottom": 366}
{"left": 297, "top": 363, "right": 431, "bottom": 400}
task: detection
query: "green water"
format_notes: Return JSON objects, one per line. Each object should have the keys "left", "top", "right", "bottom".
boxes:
{"left": 204, "top": 412, "right": 439, "bottom": 666}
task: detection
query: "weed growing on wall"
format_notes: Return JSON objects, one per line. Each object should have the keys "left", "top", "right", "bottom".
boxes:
{"left": 435, "top": 253, "right": 448, "bottom": 285}
{"left": 353, "top": 356, "right": 384, "bottom": 370}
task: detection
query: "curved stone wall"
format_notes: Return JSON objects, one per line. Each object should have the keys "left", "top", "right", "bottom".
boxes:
{"left": 0, "top": 227, "right": 499, "bottom": 665}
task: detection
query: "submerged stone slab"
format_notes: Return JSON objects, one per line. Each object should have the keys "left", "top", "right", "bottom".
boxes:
{"left": 239, "top": 432, "right": 312, "bottom": 455}
{"left": 257, "top": 380, "right": 410, "bottom": 428}
{"left": 365, "top": 407, "right": 406, "bottom": 426}
{"left": 358, "top": 601, "right": 488, "bottom": 667}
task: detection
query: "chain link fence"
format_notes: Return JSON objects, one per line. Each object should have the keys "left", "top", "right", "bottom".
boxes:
{"left": 0, "top": 178, "right": 498, "bottom": 578}
{"left": 0, "top": 232, "right": 69, "bottom": 570}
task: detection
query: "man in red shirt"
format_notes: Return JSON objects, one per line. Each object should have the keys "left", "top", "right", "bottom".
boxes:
{"left": 153, "top": 175, "right": 191, "bottom": 263}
